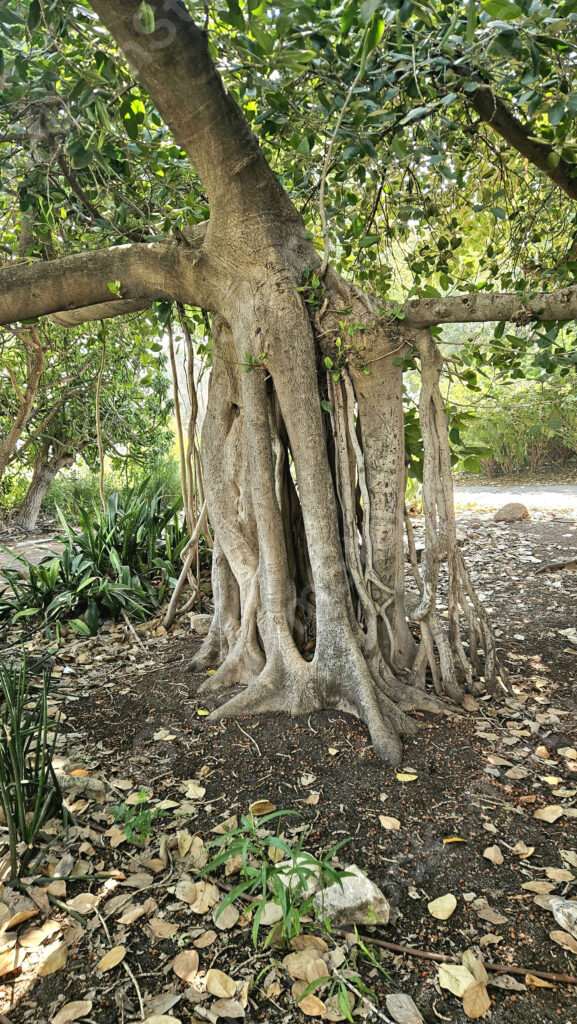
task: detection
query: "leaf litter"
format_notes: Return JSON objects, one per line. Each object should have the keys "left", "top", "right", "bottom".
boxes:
{"left": 1, "top": 510, "right": 577, "bottom": 1024}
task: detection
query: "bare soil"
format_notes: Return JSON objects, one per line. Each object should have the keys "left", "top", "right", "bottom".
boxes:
{"left": 1, "top": 510, "right": 576, "bottom": 1024}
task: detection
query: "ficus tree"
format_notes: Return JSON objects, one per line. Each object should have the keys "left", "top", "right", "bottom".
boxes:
{"left": 1, "top": 0, "right": 577, "bottom": 763}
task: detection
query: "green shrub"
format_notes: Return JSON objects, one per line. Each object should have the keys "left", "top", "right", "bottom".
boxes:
{"left": 0, "top": 656, "right": 64, "bottom": 878}
{"left": 0, "top": 478, "right": 191, "bottom": 634}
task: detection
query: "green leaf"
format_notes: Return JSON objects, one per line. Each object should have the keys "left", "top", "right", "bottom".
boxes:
{"left": 27, "top": 0, "right": 41, "bottom": 31}
{"left": 137, "top": 2, "right": 155, "bottom": 34}
{"left": 69, "top": 618, "right": 91, "bottom": 636}
{"left": 482, "top": 0, "right": 523, "bottom": 19}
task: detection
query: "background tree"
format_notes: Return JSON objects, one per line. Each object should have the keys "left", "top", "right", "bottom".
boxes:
{"left": 1, "top": 0, "right": 577, "bottom": 763}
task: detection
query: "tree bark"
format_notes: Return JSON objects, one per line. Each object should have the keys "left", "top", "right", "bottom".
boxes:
{"left": 0, "top": 328, "right": 45, "bottom": 482}
{"left": 14, "top": 449, "right": 75, "bottom": 531}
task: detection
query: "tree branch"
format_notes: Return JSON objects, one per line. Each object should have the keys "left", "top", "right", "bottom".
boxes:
{"left": 0, "top": 237, "right": 213, "bottom": 327}
{"left": 89, "top": 0, "right": 302, "bottom": 234}
{"left": 450, "top": 64, "right": 577, "bottom": 202}
{"left": 402, "top": 284, "right": 577, "bottom": 327}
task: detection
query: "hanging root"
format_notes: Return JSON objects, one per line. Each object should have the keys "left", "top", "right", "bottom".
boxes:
{"left": 408, "top": 330, "right": 511, "bottom": 698}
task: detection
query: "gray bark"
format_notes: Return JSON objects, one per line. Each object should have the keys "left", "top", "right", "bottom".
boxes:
{"left": 15, "top": 451, "right": 75, "bottom": 531}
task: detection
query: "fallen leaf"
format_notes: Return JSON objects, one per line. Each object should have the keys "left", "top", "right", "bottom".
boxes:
{"left": 38, "top": 942, "right": 68, "bottom": 977}
{"left": 205, "top": 968, "right": 237, "bottom": 998}
{"left": 545, "top": 867, "right": 574, "bottom": 882}
{"left": 143, "top": 1017, "right": 182, "bottom": 1024}
{"left": 190, "top": 881, "right": 219, "bottom": 914}
{"left": 249, "top": 800, "right": 276, "bottom": 816}
{"left": 558, "top": 747, "right": 577, "bottom": 760}
{"left": 438, "top": 964, "right": 475, "bottom": 998}
{"left": 512, "top": 841, "right": 534, "bottom": 859}
{"left": 292, "top": 982, "right": 327, "bottom": 1017}
{"left": 521, "top": 880, "right": 555, "bottom": 894}
{"left": 560, "top": 849, "right": 577, "bottom": 868}
{"left": 149, "top": 918, "right": 178, "bottom": 939}
{"left": 211, "top": 997, "right": 245, "bottom": 1018}
{"left": 472, "top": 898, "right": 508, "bottom": 925}
{"left": 175, "top": 879, "right": 197, "bottom": 905}
{"left": 483, "top": 845, "right": 503, "bottom": 865}
{"left": 385, "top": 992, "right": 425, "bottom": 1024}
{"left": 291, "top": 935, "right": 329, "bottom": 953}
{"left": 396, "top": 772, "right": 418, "bottom": 782}
{"left": 487, "top": 974, "right": 526, "bottom": 991}
{"left": 428, "top": 893, "right": 457, "bottom": 920}
{"left": 194, "top": 929, "right": 217, "bottom": 948}
{"left": 211, "top": 815, "right": 238, "bottom": 834}
{"left": 98, "top": 945, "right": 126, "bottom": 972}
{"left": 0, "top": 946, "right": 26, "bottom": 977}
{"left": 379, "top": 815, "right": 401, "bottom": 831}
{"left": 305, "top": 793, "right": 320, "bottom": 805}
{"left": 283, "top": 949, "right": 329, "bottom": 983}
{"left": 213, "top": 901, "right": 240, "bottom": 930}
{"left": 328, "top": 748, "right": 339, "bottom": 756}
{"left": 51, "top": 1002, "right": 93, "bottom": 1024}
{"left": 525, "top": 973, "right": 555, "bottom": 988}
{"left": 533, "top": 804, "right": 564, "bottom": 823}
{"left": 550, "top": 930, "right": 577, "bottom": 955}
{"left": 172, "top": 949, "right": 199, "bottom": 982}
{"left": 184, "top": 782, "right": 206, "bottom": 800}
{"left": 462, "top": 980, "right": 491, "bottom": 1019}
{"left": 535, "top": 745, "right": 550, "bottom": 759}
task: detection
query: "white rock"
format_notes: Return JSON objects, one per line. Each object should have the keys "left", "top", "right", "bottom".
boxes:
{"left": 313, "top": 864, "right": 390, "bottom": 927}
{"left": 189, "top": 614, "right": 212, "bottom": 636}
{"left": 550, "top": 898, "right": 577, "bottom": 939}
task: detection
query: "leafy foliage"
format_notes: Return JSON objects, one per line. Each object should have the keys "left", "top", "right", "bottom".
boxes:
{"left": 109, "top": 789, "right": 167, "bottom": 846}
{"left": 0, "top": 479, "right": 190, "bottom": 634}
{"left": 201, "top": 808, "right": 351, "bottom": 948}
{"left": 0, "top": 655, "right": 63, "bottom": 878}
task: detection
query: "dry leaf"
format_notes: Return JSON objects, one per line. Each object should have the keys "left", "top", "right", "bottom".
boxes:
{"left": 560, "top": 849, "right": 577, "bottom": 868}
{"left": 533, "top": 804, "right": 564, "bottom": 823}
{"left": 149, "top": 918, "right": 178, "bottom": 939}
{"left": 195, "top": 929, "right": 217, "bottom": 948}
{"left": 51, "top": 1001, "right": 93, "bottom": 1024}
{"left": 558, "top": 747, "right": 577, "bottom": 760}
{"left": 545, "top": 867, "right": 574, "bottom": 882}
{"left": 550, "top": 930, "right": 577, "bottom": 954}
{"left": 184, "top": 782, "right": 206, "bottom": 800}
{"left": 0, "top": 946, "right": 25, "bottom": 977}
{"left": 483, "top": 845, "right": 503, "bottom": 865}
{"left": 172, "top": 949, "right": 199, "bottom": 982}
{"left": 19, "top": 920, "right": 61, "bottom": 948}
{"left": 487, "top": 975, "right": 526, "bottom": 991}
{"left": 143, "top": 1017, "right": 182, "bottom": 1024}
{"left": 428, "top": 893, "right": 457, "bottom": 920}
{"left": 211, "top": 997, "right": 245, "bottom": 1018}
{"left": 438, "top": 964, "right": 475, "bottom": 998}
{"left": 206, "top": 968, "right": 237, "bottom": 998}
{"left": 38, "top": 942, "right": 68, "bottom": 977}
{"left": 521, "top": 880, "right": 555, "bottom": 894}
{"left": 213, "top": 901, "right": 240, "bottom": 930}
{"left": 211, "top": 815, "right": 238, "bottom": 834}
{"left": 462, "top": 950, "right": 488, "bottom": 984}
{"left": 190, "top": 881, "right": 219, "bottom": 914}
{"left": 462, "top": 980, "right": 491, "bottom": 1019}
{"left": 291, "top": 935, "right": 329, "bottom": 952}
{"left": 396, "top": 772, "right": 418, "bottom": 782}
{"left": 472, "top": 898, "right": 508, "bottom": 925}
{"left": 283, "top": 949, "right": 329, "bottom": 983}
{"left": 512, "top": 841, "right": 534, "bottom": 859}
{"left": 385, "top": 992, "right": 425, "bottom": 1024}
{"left": 292, "top": 982, "right": 327, "bottom": 1017}
{"left": 535, "top": 745, "right": 550, "bottom": 759}
{"left": 305, "top": 793, "right": 320, "bottom": 805}
{"left": 98, "top": 945, "right": 126, "bottom": 972}
{"left": 379, "top": 815, "right": 401, "bottom": 831}
{"left": 525, "top": 974, "right": 555, "bottom": 988}
{"left": 66, "top": 892, "right": 99, "bottom": 915}
{"left": 175, "top": 879, "right": 198, "bottom": 905}
{"left": 249, "top": 800, "right": 276, "bottom": 816}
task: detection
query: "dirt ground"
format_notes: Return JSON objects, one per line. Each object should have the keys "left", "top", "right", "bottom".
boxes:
{"left": 0, "top": 508, "right": 576, "bottom": 1024}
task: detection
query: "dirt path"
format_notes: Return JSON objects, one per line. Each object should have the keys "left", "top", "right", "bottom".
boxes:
{"left": 455, "top": 481, "right": 577, "bottom": 514}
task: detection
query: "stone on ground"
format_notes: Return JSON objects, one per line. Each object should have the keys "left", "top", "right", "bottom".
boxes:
{"left": 312, "top": 864, "right": 390, "bottom": 926}
{"left": 494, "top": 502, "right": 530, "bottom": 522}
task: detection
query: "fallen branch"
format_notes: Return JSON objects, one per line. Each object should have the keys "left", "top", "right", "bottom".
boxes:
{"left": 336, "top": 931, "right": 577, "bottom": 987}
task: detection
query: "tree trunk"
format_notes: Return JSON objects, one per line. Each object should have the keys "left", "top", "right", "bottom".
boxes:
{"left": 15, "top": 450, "right": 75, "bottom": 531}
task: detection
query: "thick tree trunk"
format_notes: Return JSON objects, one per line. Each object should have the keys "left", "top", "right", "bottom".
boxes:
{"left": 15, "top": 450, "right": 75, "bottom": 531}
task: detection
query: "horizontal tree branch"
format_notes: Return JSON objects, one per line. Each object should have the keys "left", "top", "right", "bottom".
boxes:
{"left": 402, "top": 284, "right": 577, "bottom": 327}
{"left": 0, "top": 237, "right": 213, "bottom": 327}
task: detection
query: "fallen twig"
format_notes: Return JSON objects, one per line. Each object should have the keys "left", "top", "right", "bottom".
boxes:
{"left": 337, "top": 931, "right": 577, "bottom": 986}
